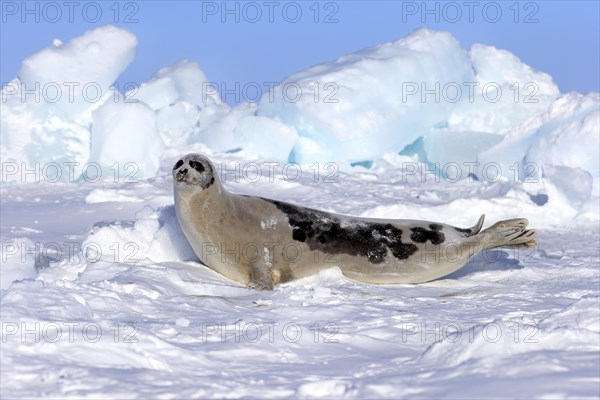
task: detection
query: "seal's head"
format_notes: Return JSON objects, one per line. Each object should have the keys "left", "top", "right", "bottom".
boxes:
{"left": 172, "top": 153, "right": 216, "bottom": 190}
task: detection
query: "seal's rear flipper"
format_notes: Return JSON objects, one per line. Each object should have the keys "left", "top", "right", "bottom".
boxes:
{"left": 479, "top": 218, "right": 538, "bottom": 249}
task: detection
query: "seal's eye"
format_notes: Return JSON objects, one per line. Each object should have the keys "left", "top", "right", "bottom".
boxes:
{"left": 189, "top": 160, "right": 205, "bottom": 173}
{"left": 173, "top": 159, "right": 184, "bottom": 170}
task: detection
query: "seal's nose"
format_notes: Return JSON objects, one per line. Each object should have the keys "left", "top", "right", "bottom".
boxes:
{"left": 175, "top": 168, "right": 188, "bottom": 182}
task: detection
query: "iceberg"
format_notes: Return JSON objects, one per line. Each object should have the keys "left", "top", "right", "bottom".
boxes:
{"left": 1, "top": 25, "right": 597, "bottom": 197}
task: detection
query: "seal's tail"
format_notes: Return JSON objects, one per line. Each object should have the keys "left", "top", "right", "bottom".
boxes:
{"left": 478, "top": 218, "right": 538, "bottom": 249}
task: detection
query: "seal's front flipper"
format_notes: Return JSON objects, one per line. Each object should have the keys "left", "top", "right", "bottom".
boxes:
{"left": 248, "top": 263, "right": 274, "bottom": 291}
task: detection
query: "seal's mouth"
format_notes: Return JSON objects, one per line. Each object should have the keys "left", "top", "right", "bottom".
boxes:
{"left": 175, "top": 168, "right": 188, "bottom": 182}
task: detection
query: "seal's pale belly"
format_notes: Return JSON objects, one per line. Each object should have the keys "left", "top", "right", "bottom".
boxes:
{"left": 177, "top": 189, "right": 484, "bottom": 285}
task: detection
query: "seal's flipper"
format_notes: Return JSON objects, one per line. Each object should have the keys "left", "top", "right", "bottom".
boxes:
{"left": 457, "top": 214, "right": 485, "bottom": 237}
{"left": 248, "top": 262, "right": 274, "bottom": 291}
{"left": 467, "top": 214, "right": 485, "bottom": 237}
{"left": 479, "top": 218, "right": 538, "bottom": 249}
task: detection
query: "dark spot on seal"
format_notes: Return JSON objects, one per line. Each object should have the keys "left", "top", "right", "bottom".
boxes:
{"left": 173, "top": 159, "right": 183, "bottom": 170}
{"left": 266, "top": 199, "right": 418, "bottom": 264}
{"left": 292, "top": 229, "right": 306, "bottom": 242}
{"left": 189, "top": 160, "right": 205, "bottom": 174}
{"left": 411, "top": 224, "right": 445, "bottom": 245}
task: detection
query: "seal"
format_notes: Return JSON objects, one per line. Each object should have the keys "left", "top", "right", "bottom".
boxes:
{"left": 173, "top": 153, "right": 538, "bottom": 290}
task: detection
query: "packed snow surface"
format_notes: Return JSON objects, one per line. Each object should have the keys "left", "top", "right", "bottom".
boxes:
{"left": 1, "top": 25, "right": 599, "bottom": 398}
{"left": 2, "top": 150, "right": 599, "bottom": 398}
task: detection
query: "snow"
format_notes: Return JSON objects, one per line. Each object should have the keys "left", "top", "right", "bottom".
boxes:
{"left": 480, "top": 92, "right": 600, "bottom": 195}
{"left": 2, "top": 154, "right": 599, "bottom": 398}
{"left": 90, "top": 92, "right": 163, "bottom": 179}
{"left": 256, "top": 30, "right": 560, "bottom": 165}
{"left": 1, "top": 25, "right": 599, "bottom": 398}
{"left": 18, "top": 24, "right": 137, "bottom": 120}
{"left": 258, "top": 29, "right": 475, "bottom": 163}
{"left": 234, "top": 115, "right": 299, "bottom": 161}
{"left": 0, "top": 237, "right": 36, "bottom": 290}
{"left": 445, "top": 43, "right": 559, "bottom": 134}
{"left": 1, "top": 25, "right": 139, "bottom": 181}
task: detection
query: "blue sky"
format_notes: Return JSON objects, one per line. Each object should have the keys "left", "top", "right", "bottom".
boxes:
{"left": 1, "top": 1, "right": 599, "bottom": 104}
